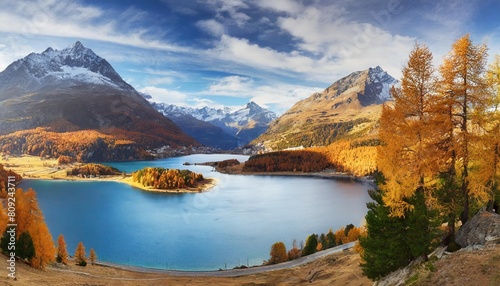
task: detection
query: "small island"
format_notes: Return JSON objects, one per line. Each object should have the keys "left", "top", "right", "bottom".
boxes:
{"left": 125, "top": 167, "right": 217, "bottom": 193}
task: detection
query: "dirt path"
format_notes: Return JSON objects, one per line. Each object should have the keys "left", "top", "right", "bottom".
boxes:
{"left": 92, "top": 242, "right": 356, "bottom": 278}
{"left": 0, "top": 247, "right": 371, "bottom": 286}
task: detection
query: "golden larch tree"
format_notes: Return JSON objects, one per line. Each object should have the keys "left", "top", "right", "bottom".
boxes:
{"left": 74, "top": 242, "right": 86, "bottom": 266}
{"left": 472, "top": 54, "right": 500, "bottom": 211}
{"left": 89, "top": 248, "right": 97, "bottom": 265}
{"left": 269, "top": 242, "right": 288, "bottom": 264}
{"left": 378, "top": 44, "right": 438, "bottom": 216}
{"left": 439, "top": 34, "right": 489, "bottom": 223}
{"left": 15, "top": 188, "right": 55, "bottom": 269}
{"left": 57, "top": 234, "right": 69, "bottom": 264}
{"left": 30, "top": 221, "right": 56, "bottom": 269}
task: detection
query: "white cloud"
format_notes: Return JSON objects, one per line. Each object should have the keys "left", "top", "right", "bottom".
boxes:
{"left": 274, "top": 4, "right": 414, "bottom": 78}
{"left": 247, "top": 84, "right": 323, "bottom": 115}
{"left": 0, "top": 0, "right": 189, "bottom": 53}
{"left": 208, "top": 0, "right": 251, "bottom": 28}
{"left": 139, "top": 86, "right": 187, "bottom": 105}
{"left": 254, "top": 0, "right": 304, "bottom": 14}
{"left": 147, "top": 77, "right": 175, "bottom": 85}
{"left": 204, "top": 75, "right": 323, "bottom": 114}
{"left": 196, "top": 19, "right": 225, "bottom": 37}
{"left": 212, "top": 35, "right": 323, "bottom": 75}
{"left": 208, "top": 75, "right": 253, "bottom": 96}
{"left": 190, "top": 97, "right": 227, "bottom": 109}
{"left": 0, "top": 39, "right": 39, "bottom": 71}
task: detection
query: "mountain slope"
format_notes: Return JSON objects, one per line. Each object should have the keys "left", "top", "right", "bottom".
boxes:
{"left": 0, "top": 41, "right": 198, "bottom": 160}
{"left": 154, "top": 101, "right": 277, "bottom": 147}
{"left": 166, "top": 114, "right": 239, "bottom": 150}
{"left": 254, "top": 66, "right": 398, "bottom": 150}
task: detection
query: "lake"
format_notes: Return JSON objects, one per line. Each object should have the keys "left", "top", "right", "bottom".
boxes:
{"left": 20, "top": 154, "right": 373, "bottom": 271}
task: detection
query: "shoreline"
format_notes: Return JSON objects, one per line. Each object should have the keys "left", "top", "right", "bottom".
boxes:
{"left": 2, "top": 154, "right": 218, "bottom": 194}
{"left": 214, "top": 162, "right": 374, "bottom": 184}
{"left": 90, "top": 241, "right": 356, "bottom": 277}
{"left": 21, "top": 176, "right": 219, "bottom": 194}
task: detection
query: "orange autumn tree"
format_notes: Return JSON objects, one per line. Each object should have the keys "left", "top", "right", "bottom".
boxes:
{"left": 268, "top": 242, "right": 288, "bottom": 264}
{"left": 15, "top": 188, "right": 55, "bottom": 268}
{"left": 89, "top": 248, "right": 97, "bottom": 265}
{"left": 74, "top": 242, "right": 87, "bottom": 266}
{"left": 438, "top": 34, "right": 490, "bottom": 224}
{"left": 378, "top": 43, "right": 439, "bottom": 216}
{"left": 57, "top": 234, "right": 69, "bottom": 264}
{"left": 470, "top": 54, "right": 500, "bottom": 211}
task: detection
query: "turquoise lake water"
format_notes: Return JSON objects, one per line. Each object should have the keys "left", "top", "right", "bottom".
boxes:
{"left": 20, "top": 154, "right": 372, "bottom": 270}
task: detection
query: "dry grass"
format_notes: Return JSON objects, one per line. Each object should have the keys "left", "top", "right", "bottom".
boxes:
{"left": 0, "top": 250, "right": 371, "bottom": 286}
{"left": 411, "top": 245, "right": 500, "bottom": 286}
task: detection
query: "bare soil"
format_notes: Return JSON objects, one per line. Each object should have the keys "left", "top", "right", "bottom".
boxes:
{"left": 411, "top": 244, "right": 500, "bottom": 286}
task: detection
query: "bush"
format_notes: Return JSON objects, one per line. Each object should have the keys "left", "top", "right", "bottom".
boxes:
{"left": 57, "top": 155, "right": 74, "bottom": 165}
{"left": 287, "top": 239, "right": 301, "bottom": 260}
{"left": 78, "top": 259, "right": 87, "bottom": 267}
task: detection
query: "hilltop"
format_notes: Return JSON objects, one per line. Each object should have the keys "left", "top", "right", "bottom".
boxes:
{"left": 254, "top": 66, "right": 398, "bottom": 150}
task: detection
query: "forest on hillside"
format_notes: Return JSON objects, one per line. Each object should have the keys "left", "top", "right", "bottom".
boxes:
{"left": 0, "top": 128, "right": 153, "bottom": 162}
{"left": 243, "top": 150, "right": 330, "bottom": 172}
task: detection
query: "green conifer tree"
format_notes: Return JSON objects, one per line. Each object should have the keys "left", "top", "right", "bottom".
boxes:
{"left": 359, "top": 189, "right": 413, "bottom": 280}
{"left": 302, "top": 234, "right": 318, "bottom": 256}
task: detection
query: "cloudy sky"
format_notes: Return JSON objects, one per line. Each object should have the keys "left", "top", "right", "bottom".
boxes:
{"left": 0, "top": 0, "right": 499, "bottom": 114}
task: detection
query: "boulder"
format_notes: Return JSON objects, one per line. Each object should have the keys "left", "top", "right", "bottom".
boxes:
{"left": 456, "top": 210, "right": 500, "bottom": 247}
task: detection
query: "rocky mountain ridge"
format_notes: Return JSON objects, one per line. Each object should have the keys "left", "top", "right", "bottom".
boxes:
{"left": 254, "top": 66, "right": 399, "bottom": 150}
{"left": 0, "top": 41, "right": 132, "bottom": 99}
{"left": 152, "top": 101, "right": 277, "bottom": 147}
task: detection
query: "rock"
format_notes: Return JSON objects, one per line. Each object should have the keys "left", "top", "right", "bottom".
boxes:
{"left": 429, "top": 246, "right": 447, "bottom": 259}
{"left": 374, "top": 256, "right": 425, "bottom": 286}
{"left": 456, "top": 210, "right": 500, "bottom": 247}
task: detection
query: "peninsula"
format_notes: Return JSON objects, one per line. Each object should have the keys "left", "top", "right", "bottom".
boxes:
{"left": 0, "top": 154, "right": 217, "bottom": 193}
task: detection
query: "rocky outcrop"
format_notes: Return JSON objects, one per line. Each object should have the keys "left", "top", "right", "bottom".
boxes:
{"left": 456, "top": 210, "right": 500, "bottom": 247}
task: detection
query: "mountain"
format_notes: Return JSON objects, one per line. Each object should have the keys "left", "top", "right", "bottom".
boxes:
{"left": 254, "top": 66, "right": 398, "bottom": 150}
{"left": 0, "top": 41, "right": 198, "bottom": 161}
{"left": 152, "top": 101, "right": 277, "bottom": 147}
{"left": 0, "top": 41, "right": 136, "bottom": 99}
{"left": 164, "top": 113, "right": 239, "bottom": 150}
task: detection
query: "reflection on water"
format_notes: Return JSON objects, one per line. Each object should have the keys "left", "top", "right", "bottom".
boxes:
{"left": 20, "top": 154, "right": 372, "bottom": 270}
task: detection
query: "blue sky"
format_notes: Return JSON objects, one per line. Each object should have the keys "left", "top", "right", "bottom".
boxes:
{"left": 0, "top": 0, "right": 499, "bottom": 114}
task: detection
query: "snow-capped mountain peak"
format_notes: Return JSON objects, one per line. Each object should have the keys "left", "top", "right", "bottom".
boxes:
{"left": 149, "top": 100, "right": 277, "bottom": 146}
{"left": 367, "top": 66, "right": 398, "bottom": 101}
{"left": 0, "top": 41, "right": 132, "bottom": 94}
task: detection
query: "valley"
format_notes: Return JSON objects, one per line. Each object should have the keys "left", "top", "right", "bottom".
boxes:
{"left": 0, "top": 18, "right": 499, "bottom": 285}
{"left": 152, "top": 101, "right": 277, "bottom": 149}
